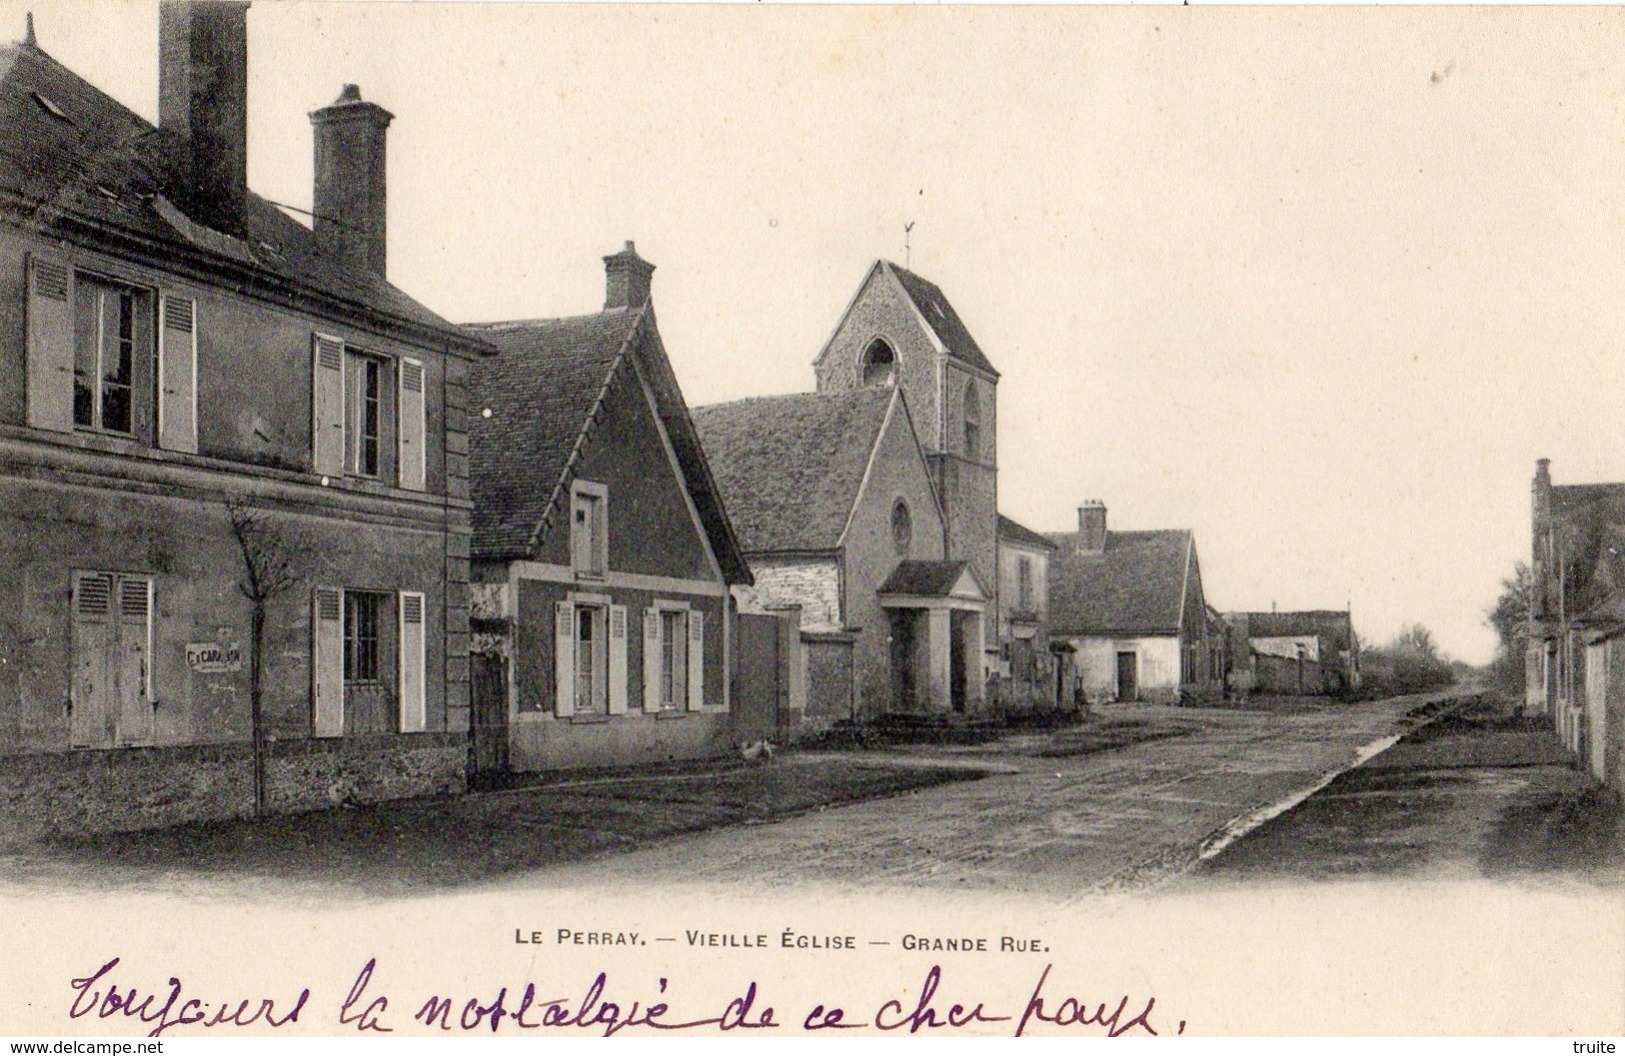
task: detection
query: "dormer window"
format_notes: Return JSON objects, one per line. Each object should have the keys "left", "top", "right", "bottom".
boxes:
{"left": 963, "top": 381, "right": 981, "bottom": 459}
{"left": 861, "top": 338, "right": 896, "bottom": 387}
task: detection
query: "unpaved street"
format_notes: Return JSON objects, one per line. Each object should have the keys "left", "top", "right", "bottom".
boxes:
{"left": 528, "top": 695, "right": 1441, "bottom": 896}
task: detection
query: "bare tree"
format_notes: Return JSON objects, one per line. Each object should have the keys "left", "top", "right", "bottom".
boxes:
{"left": 227, "top": 498, "right": 311, "bottom": 814}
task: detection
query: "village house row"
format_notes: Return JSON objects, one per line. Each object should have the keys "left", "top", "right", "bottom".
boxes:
{"left": 0, "top": 5, "right": 1362, "bottom": 835}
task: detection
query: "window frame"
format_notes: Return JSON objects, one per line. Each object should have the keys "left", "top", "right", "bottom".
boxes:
{"left": 346, "top": 348, "right": 394, "bottom": 480}
{"left": 860, "top": 338, "right": 898, "bottom": 388}
{"left": 658, "top": 608, "right": 689, "bottom": 711}
{"left": 570, "top": 480, "right": 609, "bottom": 579}
{"left": 343, "top": 589, "right": 391, "bottom": 685}
{"left": 72, "top": 272, "right": 151, "bottom": 438}
{"left": 572, "top": 600, "right": 609, "bottom": 714}
{"left": 963, "top": 380, "right": 981, "bottom": 460}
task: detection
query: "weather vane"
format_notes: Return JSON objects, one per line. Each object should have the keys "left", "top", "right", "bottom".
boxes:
{"left": 904, "top": 221, "right": 915, "bottom": 269}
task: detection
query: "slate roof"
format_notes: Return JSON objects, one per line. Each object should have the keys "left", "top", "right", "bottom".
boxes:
{"left": 878, "top": 560, "right": 975, "bottom": 598}
{"left": 0, "top": 39, "right": 488, "bottom": 355}
{"left": 464, "top": 306, "right": 750, "bottom": 583}
{"left": 886, "top": 262, "right": 1000, "bottom": 378}
{"left": 691, "top": 388, "right": 895, "bottom": 554}
{"left": 1045, "top": 529, "right": 1193, "bottom": 636}
{"left": 998, "top": 513, "right": 1056, "bottom": 552}
{"left": 1235, "top": 611, "right": 1354, "bottom": 652}
{"left": 1551, "top": 482, "right": 1625, "bottom": 521}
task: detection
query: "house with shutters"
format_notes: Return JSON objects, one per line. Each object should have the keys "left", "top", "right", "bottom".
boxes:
{"left": 0, "top": 5, "right": 491, "bottom": 838}
{"left": 1046, "top": 502, "right": 1220, "bottom": 705}
{"left": 995, "top": 513, "right": 1065, "bottom": 713}
{"left": 464, "top": 244, "right": 753, "bottom": 775}
{"left": 693, "top": 385, "right": 987, "bottom": 728}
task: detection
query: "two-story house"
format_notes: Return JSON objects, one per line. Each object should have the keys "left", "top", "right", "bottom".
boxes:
{"left": 0, "top": 4, "right": 492, "bottom": 839}
{"left": 465, "top": 245, "right": 753, "bottom": 774}
{"left": 996, "top": 513, "right": 1062, "bottom": 712}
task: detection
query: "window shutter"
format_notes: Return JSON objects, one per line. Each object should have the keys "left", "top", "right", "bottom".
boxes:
{"left": 687, "top": 610, "right": 705, "bottom": 711}
{"left": 398, "top": 591, "right": 426, "bottom": 732}
{"left": 643, "top": 609, "right": 662, "bottom": 713}
{"left": 312, "top": 587, "right": 344, "bottom": 737}
{"left": 116, "top": 577, "right": 153, "bottom": 746}
{"left": 157, "top": 294, "right": 198, "bottom": 453}
{"left": 554, "top": 601, "right": 575, "bottom": 717}
{"left": 607, "top": 604, "right": 629, "bottom": 715}
{"left": 25, "top": 254, "right": 74, "bottom": 433}
{"left": 70, "top": 572, "right": 114, "bottom": 748}
{"left": 311, "top": 334, "right": 345, "bottom": 476}
{"left": 398, "top": 358, "right": 426, "bottom": 491}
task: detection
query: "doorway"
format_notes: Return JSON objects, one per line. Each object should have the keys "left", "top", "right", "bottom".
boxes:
{"left": 1115, "top": 651, "right": 1137, "bottom": 702}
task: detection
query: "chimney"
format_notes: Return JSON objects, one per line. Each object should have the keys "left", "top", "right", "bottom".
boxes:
{"left": 311, "top": 84, "right": 393, "bottom": 276}
{"left": 604, "top": 241, "right": 655, "bottom": 310}
{"left": 1533, "top": 458, "right": 1553, "bottom": 620}
{"left": 1077, "top": 500, "right": 1106, "bottom": 554}
{"left": 159, "top": 1, "right": 251, "bottom": 237}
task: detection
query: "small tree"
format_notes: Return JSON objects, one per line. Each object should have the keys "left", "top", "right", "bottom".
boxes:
{"left": 1485, "top": 562, "right": 1531, "bottom": 695}
{"left": 227, "top": 498, "right": 311, "bottom": 814}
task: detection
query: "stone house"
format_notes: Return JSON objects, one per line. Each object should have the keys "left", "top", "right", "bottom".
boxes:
{"left": 693, "top": 386, "right": 989, "bottom": 726}
{"left": 464, "top": 245, "right": 753, "bottom": 775}
{"left": 1046, "top": 502, "right": 1220, "bottom": 705}
{"left": 1528, "top": 458, "right": 1625, "bottom": 800}
{"left": 812, "top": 260, "right": 1001, "bottom": 685}
{"left": 995, "top": 513, "right": 1065, "bottom": 712}
{"left": 0, "top": 4, "right": 492, "bottom": 838}
{"left": 1225, "top": 610, "right": 1360, "bottom": 696}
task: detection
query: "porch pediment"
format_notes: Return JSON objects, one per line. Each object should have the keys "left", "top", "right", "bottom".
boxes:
{"left": 877, "top": 560, "right": 986, "bottom": 611}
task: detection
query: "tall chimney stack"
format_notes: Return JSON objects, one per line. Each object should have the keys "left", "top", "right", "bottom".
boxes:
{"left": 1077, "top": 500, "right": 1107, "bottom": 554}
{"left": 159, "top": 1, "right": 250, "bottom": 237}
{"left": 311, "top": 84, "right": 393, "bottom": 276}
{"left": 603, "top": 241, "right": 655, "bottom": 310}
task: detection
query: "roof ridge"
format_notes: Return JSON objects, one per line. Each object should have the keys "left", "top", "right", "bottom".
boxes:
{"left": 693, "top": 387, "right": 890, "bottom": 413}
{"left": 464, "top": 307, "right": 636, "bottom": 332}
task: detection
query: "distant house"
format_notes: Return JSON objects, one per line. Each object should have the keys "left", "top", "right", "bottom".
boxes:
{"left": 693, "top": 387, "right": 991, "bottom": 726}
{"left": 996, "top": 514, "right": 1064, "bottom": 712}
{"left": 1528, "top": 458, "right": 1624, "bottom": 800}
{"left": 0, "top": 5, "right": 493, "bottom": 838}
{"left": 1225, "top": 610, "right": 1360, "bottom": 696}
{"left": 465, "top": 244, "right": 752, "bottom": 775}
{"left": 1047, "top": 502, "right": 1219, "bottom": 705}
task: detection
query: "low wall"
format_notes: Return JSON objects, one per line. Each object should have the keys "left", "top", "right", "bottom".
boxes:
{"left": 0, "top": 734, "right": 466, "bottom": 844}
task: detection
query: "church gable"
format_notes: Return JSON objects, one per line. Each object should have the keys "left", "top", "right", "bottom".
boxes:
{"left": 814, "top": 263, "right": 944, "bottom": 440}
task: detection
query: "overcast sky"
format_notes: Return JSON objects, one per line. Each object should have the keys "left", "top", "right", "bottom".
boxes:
{"left": 16, "top": 2, "right": 1625, "bottom": 664}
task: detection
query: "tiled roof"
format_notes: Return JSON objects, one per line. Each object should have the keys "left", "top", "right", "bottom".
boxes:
{"left": 0, "top": 40, "right": 489, "bottom": 355}
{"left": 878, "top": 559, "right": 971, "bottom": 598}
{"left": 886, "top": 262, "right": 1000, "bottom": 378}
{"left": 1551, "top": 482, "right": 1625, "bottom": 521}
{"left": 997, "top": 513, "right": 1056, "bottom": 551}
{"left": 465, "top": 307, "right": 749, "bottom": 583}
{"left": 691, "top": 388, "right": 894, "bottom": 554}
{"left": 1235, "top": 611, "right": 1354, "bottom": 652}
{"left": 1045, "top": 529, "right": 1192, "bottom": 636}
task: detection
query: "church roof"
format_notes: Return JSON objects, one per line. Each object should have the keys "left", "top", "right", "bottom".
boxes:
{"left": 885, "top": 262, "right": 1000, "bottom": 378}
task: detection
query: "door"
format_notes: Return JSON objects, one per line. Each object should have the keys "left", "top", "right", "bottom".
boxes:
{"left": 71, "top": 572, "right": 152, "bottom": 748}
{"left": 469, "top": 651, "right": 509, "bottom": 778}
{"left": 949, "top": 611, "right": 968, "bottom": 713}
{"left": 1116, "top": 651, "right": 1137, "bottom": 702}
{"left": 889, "top": 610, "right": 917, "bottom": 712}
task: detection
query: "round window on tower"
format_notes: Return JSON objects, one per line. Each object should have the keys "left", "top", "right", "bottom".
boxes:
{"left": 891, "top": 499, "right": 912, "bottom": 554}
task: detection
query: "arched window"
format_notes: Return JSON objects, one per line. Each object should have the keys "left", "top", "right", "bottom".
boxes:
{"left": 963, "top": 381, "right": 981, "bottom": 459}
{"left": 891, "top": 499, "right": 912, "bottom": 555}
{"left": 861, "top": 339, "right": 896, "bottom": 387}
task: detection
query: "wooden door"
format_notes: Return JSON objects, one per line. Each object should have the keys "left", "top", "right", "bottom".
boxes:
{"left": 1116, "top": 651, "right": 1137, "bottom": 702}
{"left": 469, "top": 651, "right": 509, "bottom": 778}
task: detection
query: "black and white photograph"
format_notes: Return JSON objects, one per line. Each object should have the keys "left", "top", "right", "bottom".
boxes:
{"left": 0, "top": 0, "right": 1621, "bottom": 1039}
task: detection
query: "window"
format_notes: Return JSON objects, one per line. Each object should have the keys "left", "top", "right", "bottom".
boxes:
{"left": 963, "top": 381, "right": 981, "bottom": 460}
{"left": 861, "top": 338, "right": 896, "bottom": 387}
{"left": 344, "top": 590, "right": 388, "bottom": 683}
{"left": 574, "top": 604, "right": 608, "bottom": 713}
{"left": 347, "top": 350, "right": 393, "bottom": 479}
{"left": 660, "top": 609, "right": 689, "bottom": 710}
{"left": 73, "top": 275, "right": 148, "bottom": 435}
{"left": 555, "top": 598, "right": 622, "bottom": 717}
{"left": 70, "top": 571, "right": 153, "bottom": 748}
{"left": 891, "top": 499, "right": 912, "bottom": 555}
{"left": 571, "top": 482, "right": 607, "bottom": 577}
{"left": 1017, "top": 555, "right": 1033, "bottom": 612}
{"left": 313, "top": 336, "right": 424, "bottom": 491}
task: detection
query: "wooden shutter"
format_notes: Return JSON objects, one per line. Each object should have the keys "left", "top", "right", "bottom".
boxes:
{"left": 554, "top": 601, "right": 575, "bottom": 717}
{"left": 398, "top": 358, "right": 426, "bottom": 491}
{"left": 311, "top": 334, "right": 345, "bottom": 476}
{"left": 70, "top": 572, "right": 114, "bottom": 748}
{"left": 687, "top": 610, "right": 705, "bottom": 710}
{"left": 312, "top": 587, "right": 344, "bottom": 737}
{"left": 643, "top": 609, "right": 662, "bottom": 713}
{"left": 116, "top": 577, "right": 152, "bottom": 746}
{"left": 398, "top": 591, "right": 426, "bottom": 732}
{"left": 157, "top": 294, "right": 198, "bottom": 453}
{"left": 607, "top": 604, "right": 629, "bottom": 715}
{"left": 25, "top": 254, "right": 74, "bottom": 433}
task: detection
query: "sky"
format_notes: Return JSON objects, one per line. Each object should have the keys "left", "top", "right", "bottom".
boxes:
{"left": 13, "top": 1, "right": 1625, "bottom": 665}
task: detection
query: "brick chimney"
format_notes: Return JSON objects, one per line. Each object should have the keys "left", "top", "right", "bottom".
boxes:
{"left": 159, "top": 1, "right": 251, "bottom": 237}
{"left": 604, "top": 241, "right": 655, "bottom": 310}
{"left": 1077, "top": 500, "right": 1106, "bottom": 554}
{"left": 311, "top": 84, "right": 393, "bottom": 276}
{"left": 1532, "top": 458, "right": 1553, "bottom": 620}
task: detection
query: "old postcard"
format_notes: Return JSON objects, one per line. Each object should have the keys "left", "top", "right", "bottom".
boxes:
{"left": 1, "top": 0, "right": 1622, "bottom": 1039}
